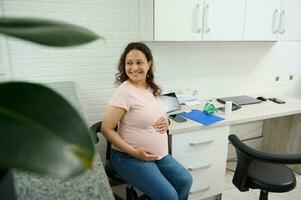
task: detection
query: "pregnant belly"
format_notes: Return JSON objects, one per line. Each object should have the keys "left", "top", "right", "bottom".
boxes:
{"left": 121, "top": 129, "right": 168, "bottom": 159}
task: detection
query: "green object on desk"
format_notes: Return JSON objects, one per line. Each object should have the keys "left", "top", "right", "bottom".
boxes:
{"left": 203, "top": 103, "right": 217, "bottom": 114}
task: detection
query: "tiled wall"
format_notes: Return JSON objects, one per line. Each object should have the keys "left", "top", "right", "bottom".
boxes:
{"left": 1, "top": 0, "right": 139, "bottom": 124}
{"left": 148, "top": 42, "right": 301, "bottom": 99}
{"left": 2, "top": 0, "right": 301, "bottom": 125}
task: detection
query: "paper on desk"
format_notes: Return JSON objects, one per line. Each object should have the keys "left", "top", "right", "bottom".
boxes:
{"left": 175, "top": 89, "right": 198, "bottom": 104}
{"left": 184, "top": 100, "right": 201, "bottom": 106}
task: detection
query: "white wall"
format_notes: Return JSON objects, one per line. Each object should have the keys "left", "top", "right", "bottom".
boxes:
{"left": 1, "top": 0, "right": 140, "bottom": 124}
{"left": 148, "top": 42, "right": 301, "bottom": 99}
{"left": 2, "top": 0, "right": 301, "bottom": 125}
{"left": 0, "top": 1, "right": 10, "bottom": 80}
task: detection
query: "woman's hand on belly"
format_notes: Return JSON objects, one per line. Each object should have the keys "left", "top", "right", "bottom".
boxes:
{"left": 130, "top": 147, "right": 159, "bottom": 161}
{"left": 153, "top": 117, "right": 169, "bottom": 134}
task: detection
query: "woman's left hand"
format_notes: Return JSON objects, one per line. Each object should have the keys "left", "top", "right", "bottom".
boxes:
{"left": 153, "top": 117, "right": 169, "bottom": 134}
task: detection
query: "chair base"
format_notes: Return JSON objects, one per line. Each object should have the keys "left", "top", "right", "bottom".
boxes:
{"left": 259, "top": 190, "right": 268, "bottom": 200}
{"left": 113, "top": 193, "right": 124, "bottom": 200}
{"left": 215, "top": 194, "right": 222, "bottom": 200}
{"left": 126, "top": 186, "right": 138, "bottom": 200}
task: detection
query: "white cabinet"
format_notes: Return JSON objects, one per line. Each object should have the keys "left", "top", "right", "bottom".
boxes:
{"left": 140, "top": 0, "right": 246, "bottom": 41}
{"left": 141, "top": 0, "right": 301, "bottom": 41}
{"left": 244, "top": 0, "right": 281, "bottom": 41}
{"left": 154, "top": 0, "right": 202, "bottom": 41}
{"left": 171, "top": 126, "right": 230, "bottom": 200}
{"left": 202, "top": 0, "right": 245, "bottom": 41}
{"left": 244, "top": 0, "right": 301, "bottom": 41}
{"left": 278, "top": 0, "right": 301, "bottom": 41}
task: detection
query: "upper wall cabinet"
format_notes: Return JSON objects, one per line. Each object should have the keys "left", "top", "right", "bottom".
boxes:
{"left": 244, "top": 0, "right": 301, "bottom": 41}
{"left": 244, "top": 0, "right": 281, "bottom": 41}
{"left": 140, "top": 0, "right": 246, "bottom": 41}
{"left": 278, "top": 0, "right": 301, "bottom": 41}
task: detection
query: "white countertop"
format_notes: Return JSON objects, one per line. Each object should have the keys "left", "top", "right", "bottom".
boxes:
{"left": 169, "top": 96, "right": 301, "bottom": 134}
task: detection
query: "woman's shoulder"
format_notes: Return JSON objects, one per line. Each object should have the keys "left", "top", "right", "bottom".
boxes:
{"left": 113, "top": 81, "right": 131, "bottom": 95}
{"left": 116, "top": 81, "right": 131, "bottom": 91}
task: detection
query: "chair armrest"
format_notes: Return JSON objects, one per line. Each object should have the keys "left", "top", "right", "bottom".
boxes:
{"left": 229, "top": 134, "right": 301, "bottom": 164}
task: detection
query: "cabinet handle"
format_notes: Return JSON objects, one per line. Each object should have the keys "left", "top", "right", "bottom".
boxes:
{"left": 188, "top": 163, "right": 211, "bottom": 171}
{"left": 272, "top": 9, "right": 279, "bottom": 33}
{"left": 194, "top": 4, "right": 202, "bottom": 33}
{"left": 204, "top": 4, "right": 210, "bottom": 33}
{"left": 279, "top": 10, "right": 286, "bottom": 34}
{"left": 189, "top": 139, "right": 213, "bottom": 146}
{"left": 190, "top": 186, "right": 210, "bottom": 195}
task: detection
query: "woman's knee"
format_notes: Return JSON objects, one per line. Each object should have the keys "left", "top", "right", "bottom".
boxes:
{"left": 184, "top": 171, "right": 193, "bottom": 188}
{"left": 177, "top": 169, "right": 193, "bottom": 189}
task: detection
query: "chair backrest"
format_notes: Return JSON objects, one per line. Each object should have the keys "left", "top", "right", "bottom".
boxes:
{"left": 228, "top": 134, "right": 253, "bottom": 191}
{"left": 89, "top": 121, "right": 112, "bottom": 161}
{"left": 228, "top": 134, "right": 301, "bottom": 192}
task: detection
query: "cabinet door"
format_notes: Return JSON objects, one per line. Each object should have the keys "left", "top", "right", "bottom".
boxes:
{"left": 202, "top": 0, "right": 246, "bottom": 41}
{"left": 244, "top": 0, "right": 282, "bottom": 41}
{"left": 278, "top": 0, "right": 301, "bottom": 41}
{"left": 154, "top": 0, "right": 203, "bottom": 41}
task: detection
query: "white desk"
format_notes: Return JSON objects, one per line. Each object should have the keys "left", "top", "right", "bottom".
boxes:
{"left": 168, "top": 96, "right": 301, "bottom": 200}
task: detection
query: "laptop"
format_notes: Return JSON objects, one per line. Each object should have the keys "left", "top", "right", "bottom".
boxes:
{"left": 217, "top": 95, "right": 261, "bottom": 106}
{"left": 159, "top": 92, "right": 181, "bottom": 113}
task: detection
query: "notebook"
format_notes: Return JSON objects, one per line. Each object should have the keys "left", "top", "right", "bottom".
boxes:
{"left": 178, "top": 109, "right": 224, "bottom": 126}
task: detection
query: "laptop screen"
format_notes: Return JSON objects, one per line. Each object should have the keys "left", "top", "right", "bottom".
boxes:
{"left": 159, "top": 92, "right": 181, "bottom": 113}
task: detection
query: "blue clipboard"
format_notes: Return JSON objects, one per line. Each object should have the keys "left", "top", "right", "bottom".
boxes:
{"left": 178, "top": 109, "right": 224, "bottom": 125}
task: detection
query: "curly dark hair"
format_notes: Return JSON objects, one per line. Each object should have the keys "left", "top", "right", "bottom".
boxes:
{"left": 115, "top": 42, "right": 161, "bottom": 96}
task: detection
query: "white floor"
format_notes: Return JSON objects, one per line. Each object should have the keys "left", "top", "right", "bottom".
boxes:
{"left": 222, "top": 162, "right": 301, "bottom": 200}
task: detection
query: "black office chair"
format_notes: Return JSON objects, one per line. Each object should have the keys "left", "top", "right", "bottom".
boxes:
{"left": 228, "top": 134, "right": 301, "bottom": 200}
{"left": 90, "top": 122, "right": 149, "bottom": 200}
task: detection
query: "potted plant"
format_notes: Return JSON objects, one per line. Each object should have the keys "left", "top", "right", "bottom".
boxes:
{"left": 0, "top": 17, "right": 101, "bottom": 199}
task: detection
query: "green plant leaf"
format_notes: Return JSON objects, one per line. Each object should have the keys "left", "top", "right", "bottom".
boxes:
{"left": 0, "top": 17, "right": 101, "bottom": 47}
{"left": 0, "top": 82, "right": 95, "bottom": 178}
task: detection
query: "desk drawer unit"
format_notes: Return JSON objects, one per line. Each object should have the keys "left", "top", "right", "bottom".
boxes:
{"left": 176, "top": 149, "right": 227, "bottom": 177}
{"left": 171, "top": 126, "right": 229, "bottom": 200}
{"left": 189, "top": 172, "right": 225, "bottom": 200}
{"left": 171, "top": 126, "right": 229, "bottom": 158}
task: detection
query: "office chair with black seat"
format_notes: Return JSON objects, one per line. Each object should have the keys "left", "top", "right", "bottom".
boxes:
{"left": 89, "top": 121, "right": 149, "bottom": 200}
{"left": 228, "top": 134, "right": 301, "bottom": 200}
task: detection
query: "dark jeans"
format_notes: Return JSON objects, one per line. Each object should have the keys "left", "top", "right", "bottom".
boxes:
{"left": 111, "top": 149, "right": 193, "bottom": 200}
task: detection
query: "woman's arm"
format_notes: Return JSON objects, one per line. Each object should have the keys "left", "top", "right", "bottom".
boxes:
{"left": 101, "top": 106, "right": 158, "bottom": 161}
{"left": 101, "top": 106, "right": 135, "bottom": 155}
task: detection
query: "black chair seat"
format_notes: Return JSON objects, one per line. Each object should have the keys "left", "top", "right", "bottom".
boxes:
{"left": 248, "top": 160, "right": 296, "bottom": 193}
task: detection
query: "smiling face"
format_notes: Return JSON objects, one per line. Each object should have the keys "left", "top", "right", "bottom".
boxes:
{"left": 125, "top": 49, "right": 151, "bottom": 87}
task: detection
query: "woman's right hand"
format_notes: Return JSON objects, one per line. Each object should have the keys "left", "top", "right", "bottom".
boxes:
{"left": 131, "top": 147, "right": 158, "bottom": 161}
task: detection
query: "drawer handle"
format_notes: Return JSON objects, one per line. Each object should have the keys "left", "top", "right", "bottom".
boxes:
{"left": 190, "top": 186, "right": 210, "bottom": 195}
{"left": 188, "top": 163, "right": 211, "bottom": 171}
{"left": 189, "top": 139, "right": 213, "bottom": 146}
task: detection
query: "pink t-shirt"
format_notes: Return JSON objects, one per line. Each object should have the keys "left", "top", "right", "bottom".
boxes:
{"left": 109, "top": 81, "right": 168, "bottom": 159}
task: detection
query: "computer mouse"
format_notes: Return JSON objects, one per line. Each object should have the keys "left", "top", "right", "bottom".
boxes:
{"left": 256, "top": 96, "right": 267, "bottom": 101}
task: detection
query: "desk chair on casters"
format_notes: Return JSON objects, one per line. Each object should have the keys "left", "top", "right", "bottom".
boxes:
{"left": 228, "top": 134, "right": 301, "bottom": 200}
{"left": 89, "top": 122, "right": 149, "bottom": 200}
